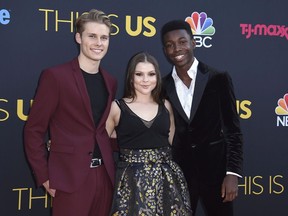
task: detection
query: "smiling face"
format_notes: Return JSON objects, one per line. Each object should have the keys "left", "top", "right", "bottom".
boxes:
{"left": 75, "top": 22, "right": 110, "bottom": 63}
{"left": 133, "top": 62, "right": 157, "bottom": 97}
{"left": 163, "top": 29, "right": 196, "bottom": 72}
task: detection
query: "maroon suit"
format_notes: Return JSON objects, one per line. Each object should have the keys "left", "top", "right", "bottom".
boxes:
{"left": 24, "top": 58, "right": 117, "bottom": 209}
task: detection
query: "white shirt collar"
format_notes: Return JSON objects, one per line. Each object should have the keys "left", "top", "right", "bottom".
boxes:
{"left": 172, "top": 57, "right": 199, "bottom": 81}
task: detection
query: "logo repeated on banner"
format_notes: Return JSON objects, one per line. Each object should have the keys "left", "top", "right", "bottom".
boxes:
{"left": 240, "top": 24, "right": 288, "bottom": 40}
{"left": 0, "top": 99, "right": 33, "bottom": 122}
{"left": 38, "top": 9, "right": 156, "bottom": 37}
{"left": 0, "top": 8, "right": 11, "bottom": 25}
{"left": 0, "top": 99, "right": 251, "bottom": 122}
{"left": 185, "top": 12, "right": 215, "bottom": 48}
{"left": 275, "top": 93, "right": 288, "bottom": 126}
{"left": 236, "top": 100, "right": 252, "bottom": 119}
{"left": 12, "top": 188, "right": 52, "bottom": 210}
{"left": 11, "top": 173, "right": 285, "bottom": 211}
{"left": 238, "top": 174, "right": 285, "bottom": 195}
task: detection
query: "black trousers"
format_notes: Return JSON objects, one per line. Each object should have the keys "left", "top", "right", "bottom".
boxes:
{"left": 188, "top": 180, "right": 233, "bottom": 216}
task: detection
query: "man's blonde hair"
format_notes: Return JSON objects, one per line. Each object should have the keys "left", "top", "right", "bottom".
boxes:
{"left": 75, "top": 9, "right": 111, "bottom": 35}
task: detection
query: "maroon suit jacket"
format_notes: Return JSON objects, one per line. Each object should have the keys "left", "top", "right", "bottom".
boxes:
{"left": 24, "top": 58, "right": 117, "bottom": 193}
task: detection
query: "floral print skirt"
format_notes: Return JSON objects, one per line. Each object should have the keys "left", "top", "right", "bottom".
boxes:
{"left": 110, "top": 147, "right": 192, "bottom": 216}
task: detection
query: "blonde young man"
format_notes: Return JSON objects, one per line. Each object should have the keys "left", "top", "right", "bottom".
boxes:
{"left": 24, "top": 9, "right": 117, "bottom": 216}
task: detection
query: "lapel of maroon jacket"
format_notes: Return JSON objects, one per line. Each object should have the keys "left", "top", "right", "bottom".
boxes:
{"left": 71, "top": 58, "right": 95, "bottom": 126}
{"left": 96, "top": 67, "right": 115, "bottom": 130}
{"left": 70, "top": 58, "right": 116, "bottom": 130}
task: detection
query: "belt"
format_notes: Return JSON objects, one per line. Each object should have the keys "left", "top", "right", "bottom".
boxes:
{"left": 90, "top": 158, "right": 103, "bottom": 168}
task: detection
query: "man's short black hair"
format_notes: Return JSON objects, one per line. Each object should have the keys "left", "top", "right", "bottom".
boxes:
{"left": 161, "top": 20, "right": 193, "bottom": 45}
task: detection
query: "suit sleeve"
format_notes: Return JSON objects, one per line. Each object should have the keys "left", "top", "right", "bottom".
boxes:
{"left": 24, "top": 69, "right": 59, "bottom": 186}
{"left": 219, "top": 72, "right": 243, "bottom": 176}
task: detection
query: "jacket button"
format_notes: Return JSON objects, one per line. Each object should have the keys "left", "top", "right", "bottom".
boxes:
{"left": 88, "top": 152, "right": 93, "bottom": 156}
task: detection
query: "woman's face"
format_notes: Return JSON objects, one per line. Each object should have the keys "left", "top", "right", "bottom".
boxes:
{"left": 133, "top": 62, "right": 157, "bottom": 96}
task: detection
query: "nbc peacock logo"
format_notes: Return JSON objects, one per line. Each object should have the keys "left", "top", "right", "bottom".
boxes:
{"left": 185, "top": 12, "right": 215, "bottom": 36}
{"left": 275, "top": 93, "right": 288, "bottom": 126}
{"left": 185, "top": 12, "right": 215, "bottom": 48}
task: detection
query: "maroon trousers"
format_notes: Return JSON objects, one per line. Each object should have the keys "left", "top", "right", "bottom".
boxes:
{"left": 52, "top": 165, "right": 113, "bottom": 216}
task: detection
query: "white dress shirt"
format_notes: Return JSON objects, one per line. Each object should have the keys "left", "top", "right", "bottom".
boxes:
{"left": 172, "top": 58, "right": 198, "bottom": 119}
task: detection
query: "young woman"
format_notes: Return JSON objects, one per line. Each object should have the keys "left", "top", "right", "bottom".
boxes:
{"left": 106, "top": 52, "right": 192, "bottom": 215}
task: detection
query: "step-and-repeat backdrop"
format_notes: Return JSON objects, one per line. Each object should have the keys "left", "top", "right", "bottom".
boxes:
{"left": 1, "top": 1, "right": 287, "bottom": 215}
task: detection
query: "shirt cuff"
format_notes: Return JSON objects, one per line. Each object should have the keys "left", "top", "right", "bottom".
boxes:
{"left": 226, "top": 171, "right": 242, "bottom": 178}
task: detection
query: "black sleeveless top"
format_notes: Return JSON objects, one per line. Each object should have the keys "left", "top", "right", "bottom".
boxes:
{"left": 115, "top": 99, "right": 171, "bottom": 149}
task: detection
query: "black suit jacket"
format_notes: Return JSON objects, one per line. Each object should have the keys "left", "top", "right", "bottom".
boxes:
{"left": 162, "top": 61, "right": 243, "bottom": 185}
